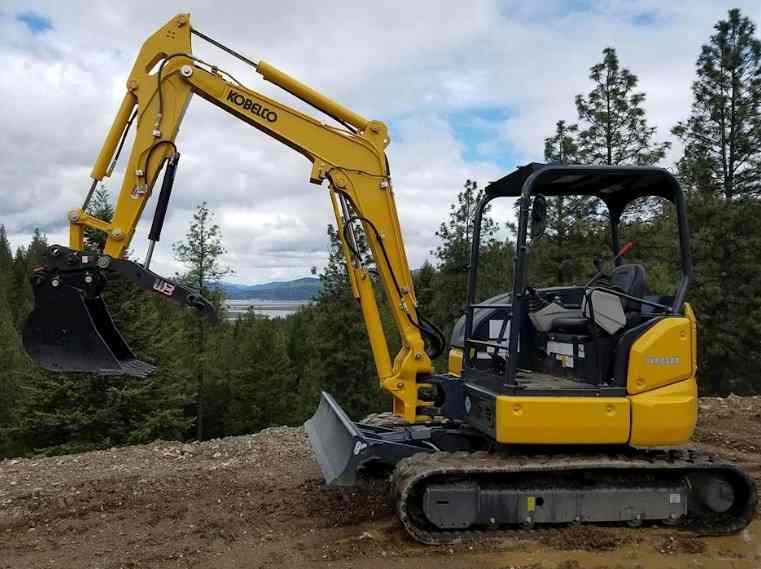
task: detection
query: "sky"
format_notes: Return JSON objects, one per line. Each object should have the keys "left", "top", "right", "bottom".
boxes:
{"left": 1, "top": 1, "right": 759, "bottom": 284}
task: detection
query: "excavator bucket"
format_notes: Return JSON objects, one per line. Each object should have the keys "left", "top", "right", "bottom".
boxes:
{"left": 23, "top": 274, "right": 156, "bottom": 377}
{"left": 22, "top": 244, "right": 216, "bottom": 377}
{"left": 305, "top": 391, "right": 434, "bottom": 486}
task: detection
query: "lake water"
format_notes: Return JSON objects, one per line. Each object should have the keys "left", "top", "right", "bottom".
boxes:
{"left": 224, "top": 299, "right": 311, "bottom": 320}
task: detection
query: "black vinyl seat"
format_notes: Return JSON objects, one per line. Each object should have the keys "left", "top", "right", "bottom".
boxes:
{"left": 553, "top": 264, "right": 648, "bottom": 334}
{"left": 609, "top": 264, "right": 647, "bottom": 310}
{"left": 609, "top": 264, "right": 648, "bottom": 327}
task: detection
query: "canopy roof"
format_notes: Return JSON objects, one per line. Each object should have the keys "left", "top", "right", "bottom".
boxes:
{"left": 485, "top": 163, "right": 682, "bottom": 221}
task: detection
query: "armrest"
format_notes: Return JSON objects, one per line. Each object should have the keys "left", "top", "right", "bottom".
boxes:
{"left": 588, "top": 286, "right": 672, "bottom": 313}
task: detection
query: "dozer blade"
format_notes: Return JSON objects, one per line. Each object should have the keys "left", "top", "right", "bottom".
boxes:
{"left": 305, "top": 391, "right": 435, "bottom": 486}
{"left": 23, "top": 275, "right": 155, "bottom": 377}
{"left": 306, "top": 391, "right": 368, "bottom": 486}
{"left": 22, "top": 244, "right": 216, "bottom": 377}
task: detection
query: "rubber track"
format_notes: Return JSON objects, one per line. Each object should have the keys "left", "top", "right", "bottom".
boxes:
{"left": 392, "top": 449, "right": 757, "bottom": 545}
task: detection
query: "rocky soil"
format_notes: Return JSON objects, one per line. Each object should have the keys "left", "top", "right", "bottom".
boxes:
{"left": 1, "top": 396, "right": 760, "bottom": 569}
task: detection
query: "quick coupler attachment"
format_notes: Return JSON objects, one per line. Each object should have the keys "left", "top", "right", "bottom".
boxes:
{"left": 22, "top": 244, "right": 216, "bottom": 377}
{"left": 305, "top": 391, "right": 434, "bottom": 486}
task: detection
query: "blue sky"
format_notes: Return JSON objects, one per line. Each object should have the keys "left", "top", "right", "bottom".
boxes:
{"left": 449, "top": 107, "right": 516, "bottom": 167}
{"left": 1, "top": 1, "right": 759, "bottom": 283}
{"left": 387, "top": 106, "right": 517, "bottom": 169}
{"left": 15, "top": 10, "right": 52, "bottom": 33}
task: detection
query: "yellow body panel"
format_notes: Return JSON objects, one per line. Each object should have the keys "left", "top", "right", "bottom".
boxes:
{"left": 495, "top": 396, "right": 630, "bottom": 444}
{"left": 448, "top": 348, "right": 463, "bottom": 377}
{"left": 463, "top": 306, "right": 701, "bottom": 445}
{"left": 627, "top": 317, "right": 694, "bottom": 395}
{"left": 685, "top": 303, "right": 699, "bottom": 375}
{"left": 629, "top": 378, "right": 697, "bottom": 446}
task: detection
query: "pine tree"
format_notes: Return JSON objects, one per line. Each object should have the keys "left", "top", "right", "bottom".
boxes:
{"left": 225, "top": 315, "right": 294, "bottom": 433}
{"left": 84, "top": 185, "right": 115, "bottom": 252}
{"left": 173, "top": 202, "right": 231, "bottom": 439}
{"left": 173, "top": 202, "right": 232, "bottom": 295}
{"left": 672, "top": 9, "right": 761, "bottom": 200}
{"left": 576, "top": 48, "right": 670, "bottom": 166}
{"left": 10, "top": 247, "right": 32, "bottom": 330}
{"left": 530, "top": 48, "right": 671, "bottom": 287}
{"left": 286, "top": 307, "right": 314, "bottom": 399}
{"left": 431, "top": 180, "right": 509, "bottom": 331}
{"left": 543, "top": 118, "right": 582, "bottom": 235}
{"left": 413, "top": 261, "right": 436, "bottom": 318}
{"left": 433, "top": 180, "right": 493, "bottom": 271}
{"left": 543, "top": 121, "right": 581, "bottom": 223}
{"left": 0, "top": 225, "right": 13, "bottom": 302}
{"left": 296, "top": 225, "right": 386, "bottom": 420}
{"left": 8, "top": 229, "right": 48, "bottom": 329}
{"left": 26, "top": 228, "right": 49, "bottom": 267}
{"left": 686, "top": 195, "right": 761, "bottom": 394}
{"left": 103, "top": 280, "right": 193, "bottom": 442}
{"left": 539, "top": 120, "right": 600, "bottom": 285}
{"left": 544, "top": 120, "right": 580, "bottom": 165}
{"left": 0, "top": 293, "right": 25, "bottom": 455}
{"left": 669, "top": 9, "right": 761, "bottom": 395}
{"left": 13, "top": 281, "right": 193, "bottom": 455}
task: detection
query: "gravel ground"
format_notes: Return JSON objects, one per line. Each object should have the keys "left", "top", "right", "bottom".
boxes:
{"left": 1, "top": 397, "right": 760, "bottom": 569}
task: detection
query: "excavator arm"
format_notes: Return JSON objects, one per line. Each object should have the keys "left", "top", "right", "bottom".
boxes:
{"left": 23, "top": 14, "right": 440, "bottom": 422}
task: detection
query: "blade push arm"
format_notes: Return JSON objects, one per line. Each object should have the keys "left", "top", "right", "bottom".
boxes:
{"left": 67, "top": 14, "right": 434, "bottom": 422}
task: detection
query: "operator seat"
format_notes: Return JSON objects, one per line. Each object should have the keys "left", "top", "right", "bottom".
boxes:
{"left": 553, "top": 263, "right": 648, "bottom": 334}
{"left": 609, "top": 264, "right": 647, "bottom": 310}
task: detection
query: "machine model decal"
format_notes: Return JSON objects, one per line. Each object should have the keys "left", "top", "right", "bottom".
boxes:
{"left": 152, "top": 279, "right": 176, "bottom": 297}
{"left": 647, "top": 356, "right": 681, "bottom": 365}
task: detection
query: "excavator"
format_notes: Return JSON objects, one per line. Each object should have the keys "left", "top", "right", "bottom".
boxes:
{"left": 22, "top": 14, "right": 756, "bottom": 544}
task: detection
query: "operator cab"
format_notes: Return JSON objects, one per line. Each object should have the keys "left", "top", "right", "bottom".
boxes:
{"left": 450, "top": 163, "right": 692, "bottom": 396}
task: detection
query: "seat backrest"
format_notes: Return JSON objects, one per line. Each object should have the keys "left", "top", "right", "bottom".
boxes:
{"left": 609, "top": 264, "right": 647, "bottom": 311}
{"left": 582, "top": 289, "right": 627, "bottom": 334}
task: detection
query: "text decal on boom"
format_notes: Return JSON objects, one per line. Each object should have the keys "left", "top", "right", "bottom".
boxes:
{"left": 227, "top": 90, "right": 278, "bottom": 123}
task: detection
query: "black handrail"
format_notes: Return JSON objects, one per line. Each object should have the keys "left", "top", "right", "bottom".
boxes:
{"left": 588, "top": 286, "right": 673, "bottom": 312}
{"left": 465, "top": 338, "right": 509, "bottom": 351}
{"left": 463, "top": 194, "right": 497, "bottom": 367}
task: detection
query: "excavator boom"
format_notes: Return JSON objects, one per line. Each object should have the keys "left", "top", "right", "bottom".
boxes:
{"left": 23, "top": 13, "right": 438, "bottom": 423}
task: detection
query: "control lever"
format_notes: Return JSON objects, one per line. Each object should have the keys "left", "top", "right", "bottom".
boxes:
{"left": 585, "top": 241, "right": 635, "bottom": 288}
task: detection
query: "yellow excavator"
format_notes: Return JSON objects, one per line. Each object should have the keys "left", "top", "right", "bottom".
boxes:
{"left": 22, "top": 14, "right": 755, "bottom": 543}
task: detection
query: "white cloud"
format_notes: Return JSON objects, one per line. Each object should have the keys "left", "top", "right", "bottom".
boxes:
{"left": 1, "top": 0, "right": 759, "bottom": 282}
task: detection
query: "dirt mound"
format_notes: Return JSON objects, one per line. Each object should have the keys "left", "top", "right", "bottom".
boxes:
{"left": 539, "top": 526, "right": 635, "bottom": 552}
{"left": 2, "top": 398, "right": 761, "bottom": 569}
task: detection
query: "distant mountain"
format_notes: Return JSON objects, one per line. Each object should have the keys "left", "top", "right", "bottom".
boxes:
{"left": 217, "top": 277, "right": 321, "bottom": 300}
